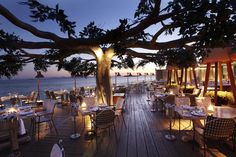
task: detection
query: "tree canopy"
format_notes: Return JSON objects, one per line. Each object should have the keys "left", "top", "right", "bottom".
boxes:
{"left": 0, "top": 0, "right": 235, "bottom": 78}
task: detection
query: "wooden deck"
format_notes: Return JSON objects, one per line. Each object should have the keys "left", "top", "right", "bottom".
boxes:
{"left": 1, "top": 89, "right": 236, "bottom": 157}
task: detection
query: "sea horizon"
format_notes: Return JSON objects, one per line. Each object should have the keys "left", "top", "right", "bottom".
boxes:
{"left": 0, "top": 75, "right": 155, "bottom": 98}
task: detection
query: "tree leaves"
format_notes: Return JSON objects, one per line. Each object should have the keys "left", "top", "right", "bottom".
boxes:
{"left": 79, "top": 22, "right": 105, "bottom": 39}
{"left": 63, "top": 57, "right": 96, "bottom": 77}
{"left": 0, "top": 56, "right": 24, "bottom": 78}
{"left": 20, "top": 0, "right": 76, "bottom": 37}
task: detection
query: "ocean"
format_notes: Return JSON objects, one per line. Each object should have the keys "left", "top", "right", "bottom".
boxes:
{"left": 0, "top": 75, "right": 155, "bottom": 98}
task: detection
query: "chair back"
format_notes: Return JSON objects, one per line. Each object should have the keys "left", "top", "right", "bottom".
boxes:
{"left": 79, "top": 87, "right": 85, "bottom": 96}
{"left": 44, "top": 100, "right": 56, "bottom": 114}
{"left": 164, "top": 94, "right": 175, "bottom": 105}
{"left": 196, "top": 97, "right": 211, "bottom": 108}
{"left": 204, "top": 116, "right": 236, "bottom": 140}
{"left": 50, "top": 140, "right": 65, "bottom": 157}
{"left": 96, "top": 109, "right": 115, "bottom": 126}
{"left": 69, "top": 94, "right": 77, "bottom": 103}
{"left": 45, "top": 90, "right": 51, "bottom": 99}
{"left": 169, "top": 87, "right": 179, "bottom": 95}
{"left": 115, "top": 98, "right": 124, "bottom": 110}
{"left": 175, "top": 96, "right": 190, "bottom": 106}
{"left": 193, "top": 88, "right": 201, "bottom": 96}
{"left": 50, "top": 91, "right": 57, "bottom": 100}
{"left": 29, "top": 91, "right": 36, "bottom": 101}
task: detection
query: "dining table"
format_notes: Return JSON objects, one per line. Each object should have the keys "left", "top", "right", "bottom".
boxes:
{"left": 0, "top": 105, "right": 36, "bottom": 153}
{"left": 174, "top": 104, "right": 236, "bottom": 143}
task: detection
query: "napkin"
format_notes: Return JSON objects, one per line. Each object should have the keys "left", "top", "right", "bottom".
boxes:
{"left": 18, "top": 118, "right": 26, "bottom": 135}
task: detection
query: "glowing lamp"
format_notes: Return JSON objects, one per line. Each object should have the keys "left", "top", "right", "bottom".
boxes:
{"left": 170, "top": 91, "right": 173, "bottom": 95}
{"left": 207, "top": 103, "right": 214, "bottom": 114}
{"left": 92, "top": 92, "right": 95, "bottom": 96}
{"left": 8, "top": 107, "right": 17, "bottom": 113}
{"left": 81, "top": 102, "right": 87, "bottom": 110}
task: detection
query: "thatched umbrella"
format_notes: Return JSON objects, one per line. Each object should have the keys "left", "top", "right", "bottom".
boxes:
{"left": 202, "top": 47, "right": 236, "bottom": 105}
{"left": 35, "top": 71, "right": 44, "bottom": 100}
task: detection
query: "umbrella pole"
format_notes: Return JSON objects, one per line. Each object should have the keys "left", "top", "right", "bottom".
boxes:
{"left": 38, "top": 79, "right": 40, "bottom": 100}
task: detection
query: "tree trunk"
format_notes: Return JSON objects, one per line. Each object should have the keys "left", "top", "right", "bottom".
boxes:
{"left": 92, "top": 47, "right": 114, "bottom": 105}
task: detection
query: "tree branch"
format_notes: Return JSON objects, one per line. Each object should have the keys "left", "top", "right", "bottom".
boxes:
{"left": 0, "top": 4, "right": 62, "bottom": 41}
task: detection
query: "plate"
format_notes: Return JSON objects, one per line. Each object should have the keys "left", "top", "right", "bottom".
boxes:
{"left": 191, "top": 110, "right": 206, "bottom": 117}
{"left": 19, "top": 110, "right": 34, "bottom": 116}
{"left": 182, "top": 105, "right": 195, "bottom": 110}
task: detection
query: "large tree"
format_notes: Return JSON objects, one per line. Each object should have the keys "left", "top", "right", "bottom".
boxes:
{"left": 0, "top": 0, "right": 235, "bottom": 105}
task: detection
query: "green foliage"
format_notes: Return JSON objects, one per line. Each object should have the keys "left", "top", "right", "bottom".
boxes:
{"left": 157, "top": 48, "right": 197, "bottom": 68}
{"left": 33, "top": 58, "right": 49, "bottom": 72}
{"left": 205, "top": 91, "right": 235, "bottom": 105}
{"left": 79, "top": 22, "right": 105, "bottom": 39}
{"left": 0, "top": 56, "right": 24, "bottom": 78}
{"left": 20, "top": 0, "right": 76, "bottom": 37}
{"left": 63, "top": 57, "right": 96, "bottom": 77}
{"left": 134, "top": 0, "right": 155, "bottom": 19}
{"left": 164, "top": 0, "right": 236, "bottom": 48}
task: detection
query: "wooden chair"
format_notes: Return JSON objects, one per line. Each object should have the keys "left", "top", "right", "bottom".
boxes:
{"left": 50, "top": 140, "right": 65, "bottom": 157}
{"left": 185, "top": 88, "right": 202, "bottom": 106}
{"left": 45, "top": 90, "right": 51, "bottom": 99}
{"left": 93, "top": 109, "right": 117, "bottom": 148}
{"left": 193, "top": 116, "right": 236, "bottom": 157}
{"left": 35, "top": 100, "right": 58, "bottom": 140}
{"left": 175, "top": 96, "right": 191, "bottom": 107}
{"left": 23, "top": 91, "right": 37, "bottom": 104}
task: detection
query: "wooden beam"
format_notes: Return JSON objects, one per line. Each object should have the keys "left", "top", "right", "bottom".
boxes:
{"left": 203, "top": 63, "right": 211, "bottom": 96}
{"left": 226, "top": 61, "right": 236, "bottom": 105}
{"left": 192, "top": 67, "right": 198, "bottom": 89}
{"left": 180, "top": 68, "right": 183, "bottom": 86}
{"left": 214, "top": 62, "right": 218, "bottom": 106}
{"left": 189, "top": 68, "right": 192, "bottom": 86}
{"left": 184, "top": 68, "right": 187, "bottom": 89}
{"left": 218, "top": 62, "right": 223, "bottom": 91}
{"left": 175, "top": 70, "right": 179, "bottom": 85}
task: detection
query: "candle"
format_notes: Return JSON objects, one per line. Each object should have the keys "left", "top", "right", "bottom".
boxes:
{"left": 207, "top": 103, "right": 214, "bottom": 114}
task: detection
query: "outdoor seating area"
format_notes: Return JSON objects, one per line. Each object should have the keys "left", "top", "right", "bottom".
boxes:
{"left": 0, "top": 82, "right": 236, "bottom": 157}
{"left": 1, "top": 1, "right": 236, "bottom": 157}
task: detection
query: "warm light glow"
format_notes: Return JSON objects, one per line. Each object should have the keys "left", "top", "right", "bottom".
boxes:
{"left": 170, "top": 91, "right": 173, "bottom": 94}
{"left": 92, "top": 92, "right": 95, "bottom": 96}
{"left": 8, "top": 107, "right": 17, "bottom": 113}
{"left": 81, "top": 102, "right": 87, "bottom": 108}
{"left": 93, "top": 47, "right": 103, "bottom": 59}
{"left": 207, "top": 103, "right": 214, "bottom": 113}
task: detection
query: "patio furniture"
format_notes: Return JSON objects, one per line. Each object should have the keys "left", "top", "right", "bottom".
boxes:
{"left": 193, "top": 116, "right": 236, "bottom": 157}
{"left": 45, "top": 90, "right": 51, "bottom": 99}
{"left": 50, "top": 91, "right": 61, "bottom": 103}
{"left": 23, "top": 91, "right": 37, "bottom": 104}
{"left": 165, "top": 103, "right": 176, "bottom": 141}
{"left": 93, "top": 109, "right": 117, "bottom": 147}
{"left": 185, "top": 88, "right": 202, "bottom": 106}
{"left": 35, "top": 100, "right": 58, "bottom": 140}
{"left": 50, "top": 140, "right": 65, "bottom": 157}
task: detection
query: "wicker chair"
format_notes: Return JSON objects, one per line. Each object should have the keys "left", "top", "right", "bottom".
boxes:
{"left": 193, "top": 116, "right": 236, "bottom": 157}
{"left": 175, "top": 96, "right": 191, "bottom": 107}
{"left": 93, "top": 109, "right": 117, "bottom": 148}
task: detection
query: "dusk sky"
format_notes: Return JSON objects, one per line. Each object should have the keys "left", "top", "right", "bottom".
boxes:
{"left": 0, "top": 0, "right": 177, "bottom": 79}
